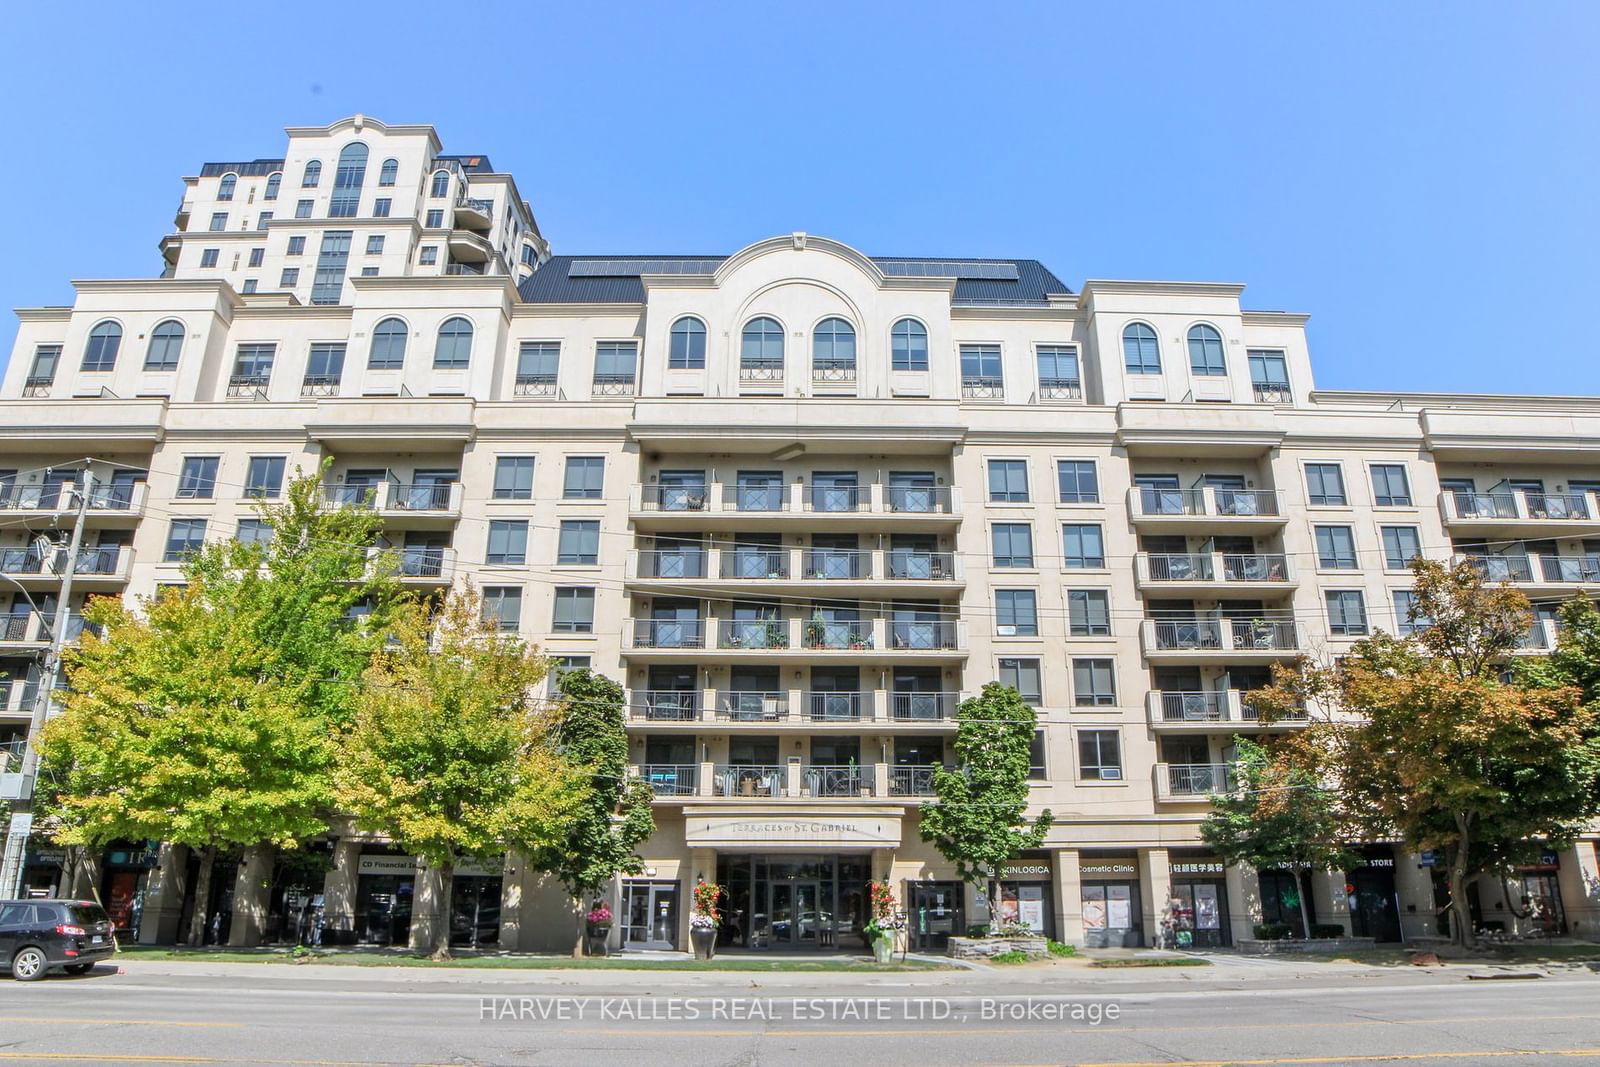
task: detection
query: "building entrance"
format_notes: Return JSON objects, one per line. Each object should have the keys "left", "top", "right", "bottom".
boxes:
{"left": 717, "top": 854, "right": 869, "bottom": 951}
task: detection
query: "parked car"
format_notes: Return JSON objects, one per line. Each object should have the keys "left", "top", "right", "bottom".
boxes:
{"left": 0, "top": 899, "right": 115, "bottom": 980}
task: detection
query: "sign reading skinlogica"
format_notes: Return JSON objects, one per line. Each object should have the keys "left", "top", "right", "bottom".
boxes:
{"left": 684, "top": 814, "right": 901, "bottom": 848}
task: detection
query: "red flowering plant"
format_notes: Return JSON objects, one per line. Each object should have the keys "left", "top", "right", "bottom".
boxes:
{"left": 691, "top": 879, "right": 722, "bottom": 929}
{"left": 863, "top": 880, "right": 904, "bottom": 943}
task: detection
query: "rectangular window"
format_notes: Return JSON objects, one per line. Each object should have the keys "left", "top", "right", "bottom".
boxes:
{"left": 419, "top": 246, "right": 438, "bottom": 265}
{"left": 1370, "top": 463, "right": 1412, "bottom": 507}
{"left": 1078, "top": 729, "right": 1122, "bottom": 781}
{"left": 232, "top": 343, "right": 275, "bottom": 382}
{"left": 305, "top": 342, "right": 344, "bottom": 385}
{"left": 995, "top": 589, "right": 1038, "bottom": 637}
{"left": 235, "top": 518, "right": 272, "bottom": 546}
{"left": 557, "top": 520, "right": 600, "bottom": 565}
{"left": 481, "top": 586, "right": 522, "bottom": 632}
{"left": 1326, "top": 590, "right": 1369, "bottom": 636}
{"left": 517, "top": 342, "right": 559, "bottom": 387}
{"left": 987, "top": 459, "right": 1028, "bottom": 502}
{"left": 27, "top": 344, "right": 60, "bottom": 384}
{"left": 373, "top": 198, "right": 391, "bottom": 218}
{"left": 1068, "top": 589, "right": 1111, "bottom": 636}
{"left": 278, "top": 267, "right": 299, "bottom": 287}
{"left": 1062, "top": 524, "right": 1106, "bottom": 568}
{"left": 287, "top": 235, "right": 306, "bottom": 256}
{"left": 563, "top": 456, "right": 604, "bottom": 499}
{"left": 1392, "top": 590, "right": 1428, "bottom": 635}
{"left": 960, "top": 344, "right": 1003, "bottom": 392}
{"left": 359, "top": 267, "right": 378, "bottom": 277}
{"left": 242, "top": 279, "right": 258, "bottom": 293}
{"left": 1029, "top": 730, "right": 1047, "bottom": 781}
{"left": 1381, "top": 526, "right": 1422, "bottom": 570}
{"left": 1036, "top": 345, "right": 1080, "bottom": 396}
{"left": 425, "top": 209, "right": 444, "bottom": 228}
{"left": 991, "top": 523, "right": 1034, "bottom": 568}
{"left": 244, "top": 456, "right": 286, "bottom": 499}
{"left": 594, "top": 341, "right": 637, "bottom": 388}
{"left": 1073, "top": 658, "right": 1116, "bottom": 706}
{"left": 1056, "top": 460, "right": 1099, "bottom": 503}
{"left": 209, "top": 212, "right": 228, "bottom": 231}
{"left": 295, "top": 200, "right": 313, "bottom": 219}
{"left": 1305, "top": 462, "right": 1347, "bottom": 506}
{"left": 1248, "top": 350, "right": 1289, "bottom": 387}
{"left": 997, "top": 657, "right": 1042, "bottom": 705}
{"left": 256, "top": 212, "right": 272, "bottom": 231}
{"left": 486, "top": 520, "right": 529, "bottom": 565}
{"left": 177, "top": 456, "right": 219, "bottom": 499}
{"left": 164, "top": 518, "right": 207, "bottom": 562}
{"left": 493, "top": 456, "right": 535, "bottom": 500}
{"left": 553, "top": 587, "right": 596, "bottom": 633}
{"left": 248, "top": 247, "right": 265, "bottom": 267}
{"left": 200, "top": 248, "right": 220, "bottom": 268}
{"left": 311, "top": 230, "right": 352, "bottom": 306}
{"left": 366, "top": 235, "right": 384, "bottom": 254}
{"left": 1314, "top": 525, "right": 1358, "bottom": 569}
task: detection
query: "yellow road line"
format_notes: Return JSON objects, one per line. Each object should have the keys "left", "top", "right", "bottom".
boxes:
{"left": 1078, "top": 1051, "right": 1600, "bottom": 1067}
{"left": 0, "top": 1019, "right": 240, "bottom": 1029}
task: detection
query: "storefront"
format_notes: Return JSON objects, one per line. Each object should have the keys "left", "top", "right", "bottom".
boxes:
{"left": 1258, "top": 868, "right": 1315, "bottom": 938}
{"left": 907, "top": 880, "right": 963, "bottom": 951}
{"left": 1080, "top": 854, "right": 1142, "bottom": 947}
{"left": 621, "top": 880, "right": 679, "bottom": 950}
{"left": 1513, "top": 849, "right": 1565, "bottom": 936}
{"left": 100, "top": 842, "right": 161, "bottom": 937}
{"left": 450, "top": 861, "right": 504, "bottom": 949}
{"left": 354, "top": 852, "right": 418, "bottom": 946}
{"left": 1168, "top": 853, "right": 1230, "bottom": 948}
{"left": 715, "top": 853, "right": 872, "bottom": 951}
{"left": 997, "top": 856, "right": 1054, "bottom": 938}
{"left": 1345, "top": 845, "right": 1402, "bottom": 942}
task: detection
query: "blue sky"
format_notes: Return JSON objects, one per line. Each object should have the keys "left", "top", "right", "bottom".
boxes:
{"left": 2, "top": 2, "right": 1596, "bottom": 392}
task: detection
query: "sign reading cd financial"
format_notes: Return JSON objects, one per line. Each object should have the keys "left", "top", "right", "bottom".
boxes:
{"left": 685, "top": 814, "right": 902, "bottom": 847}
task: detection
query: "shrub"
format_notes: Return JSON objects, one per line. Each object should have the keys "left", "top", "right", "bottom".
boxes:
{"left": 1309, "top": 923, "right": 1345, "bottom": 939}
{"left": 1253, "top": 922, "right": 1293, "bottom": 941}
{"left": 1047, "top": 940, "right": 1076, "bottom": 958}
{"left": 990, "top": 950, "right": 1029, "bottom": 964}
{"left": 966, "top": 923, "right": 990, "bottom": 938}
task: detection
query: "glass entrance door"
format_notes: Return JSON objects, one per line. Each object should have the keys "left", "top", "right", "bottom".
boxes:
{"left": 770, "top": 881, "right": 821, "bottom": 948}
{"left": 622, "top": 882, "right": 679, "bottom": 949}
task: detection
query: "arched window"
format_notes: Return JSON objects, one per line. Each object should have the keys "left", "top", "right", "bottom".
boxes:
{"left": 1122, "top": 322, "right": 1161, "bottom": 375}
{"left": 740, "top": 317, "right": 784, "bottom": 371}
{"left": 812, "top": 317, "right": 856, "bottom": 372}
{"left": 82, "top": 321, "right": 122, "bottom": 372}
{"left": 301, "top": 160, "right": 321, "bottom": 188}
{"left": 378, "top": 158, "right": 398, "bottom": 187}
{"left": 433, "top": 317, "right": 473, "bottom": 369}
{"left": 144, "top": 320, "right": 185, "bottom": 372}
{"left": 217, "top": 174, "right": 237, "bottom": 202}
{"left": 329, "top": 143, "right": 367, "bottom": 218}
{"left": 263, "top": 172, "right": 281, "bottom": 201}
{"left": 430, "top": 170, "right": 450, "bottom": 198}
{"left": 890, "top": 318, "right": 928, "bottom": 371}
{"left": 669, "top": 316, "right": 707, "bottom": 369}
{"left": 368, "top": 317, "right": 408, "bottom": 370}
{"left": 1187, "top": 324, "right": 1226, "bottom": 376}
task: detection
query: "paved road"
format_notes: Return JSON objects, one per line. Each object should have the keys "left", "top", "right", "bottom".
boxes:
{"left": 1, "top": 958, "right": 1598, "bottom": 1065}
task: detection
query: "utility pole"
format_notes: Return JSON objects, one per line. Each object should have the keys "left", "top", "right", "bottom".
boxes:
{"left": 1, "top": 465, "right": 94, "bottom": 899}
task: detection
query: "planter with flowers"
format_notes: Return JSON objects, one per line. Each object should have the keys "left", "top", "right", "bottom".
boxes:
{"left": 585, "top": 902, "right": 614, "bottom": 957}
{"left": 863, "top": 880, "right": 906, "bottom": 964}
{"left": 690, "top": 879, "right": 722, "bottom": 960}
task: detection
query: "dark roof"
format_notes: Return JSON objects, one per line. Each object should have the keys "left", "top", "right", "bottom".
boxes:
{"left": 518, "top": 254, "right": 1071, "bottom": 306}
{"left": 199, "top": 160, "right": 285, "bottom": 177}
{"left": 435, "top": 154, "right": 495, "bottom": 173}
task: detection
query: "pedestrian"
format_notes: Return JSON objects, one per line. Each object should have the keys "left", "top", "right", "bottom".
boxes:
{"left": 209, "top": 910, "right": 223, "bottom": 946}
{"left": 129, "top": 892, "right": 144, "bottom": 943}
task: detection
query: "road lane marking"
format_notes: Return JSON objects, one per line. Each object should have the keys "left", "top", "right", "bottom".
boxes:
{"left": 1077, "top": 1052, "right": 1600, "bottom": 1067}
{"left": 0, "top": 1019, "right": 241, "bottom": 1029}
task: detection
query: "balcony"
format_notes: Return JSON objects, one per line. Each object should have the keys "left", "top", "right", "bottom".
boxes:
{"left": 640, "top": 763, "right": 697, "bottom": 797}
{"left": 629, "top": 690, "right": 701, "bottom": 722}
{"left": 1155, "top": 762, "right": 1237, "bottom": 802}
{"left": 625, "top": 547, "right": 963, "bottom": 595}
{"left": 22, "top": 377, "right": 53, "bottom": 398}
{"left": 514, "top": 374, "right": 557, "bottom": 399}
{"left": 0, "top": 613, "right": 47, "bottom": 649}
{"left": 712, "top": 764, "right": 785, "bottom": 798}
{"left": 1037, "top": 378, "right": 1083, "bottom": 402}
{"left": 301, "top": 375, "right": 341, "bottom": 398}
{"left": 1140, "top": 618, "right": 1303, "bottom": 663}
{"left": 623, "top": 616, "right": 967, "bottom": 663}
{"left": 717, "top": 691, "right": 790, "bottom": 721}
{"left": 446, "top": 229, "right": 492, "bottom": 264}
{"left": 1, "top": 740, "right": 31, "bottom": 801}
{"left": 804, "top": 765, "right": 872, "bottom": 798}
{"left": 961, "top": 377, "right": 1003, "bottom": 400}
{"left": 628, "top": 619, "right": 707, "bottom": 650}
{"left": 1134, "top": 552, "right": 1294, "bottom": 594}
{"left": 1126, "top": 487, "right": 1286, "bottom": 533}
{"left": 630, "top": 481, "right": 961, "bottom": 531}
{"left": 623, "top": 688, "right": 963, "bottom": 728}
{"left": 453, "top": 197, "right": 494, "bottom": 230}
{"left": 378, "top": 482, "right": 463, "bottom": 524}
{"left": 1251, "top": 383, "right": 1293, "bottom": 405}
{"left": 226, "top": 375, "right": 271, "bottom": 400}
{"left": 591, "top": 373, "right": 637, "bottom": 397}
{"left": 1146, "top": 690, "right": 1308, "bottom": 732}
{"left": 371, "top": 546, "right": 455, "bottom": 585}
{"left": 1440, "top": 489, "right": 1600, "bottom": 538}
{"left": 1, "top": 678, "right": 37, "bottom": 717}
{"left": 738, "top": 363, "right": 784, "bottom": 389}
{"left": 1460, "top": 552, "right": 1600, "bottom": 594}
{"left": 891, "top": 691, "right": 959, "bottom": 721}
{"left": 0, "top": 481, "right": 147, "bottom": 520}
{"left": 889, "top": 765, "right": 940, "bottom": 797}
{"left": 0, "top": 546, "right": 130, "bottom": 587}
{"left": 812, "top": 361, "right": 857, "bottom": 387}
{"left": 636, "top": 759, "right": 947, "bottom": 803}
{"left": 1511, "top": 618, "right": 1561, "bottom": 656}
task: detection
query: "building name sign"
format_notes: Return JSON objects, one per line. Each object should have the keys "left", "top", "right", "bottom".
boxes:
{"left": 358, "top": 855, "right": 503, "bottom": 877}
{"left": 1171, "top": 861, "right": 1225, "bottom": 876}
{"left": 1080, "top": 862, "right": 1137, "bottom": 875}
{"left": 999, "top": 863, "right": 1051, "bottom": 880}
{"left": 685, "top": 815, "right": 901, "bottom": 848}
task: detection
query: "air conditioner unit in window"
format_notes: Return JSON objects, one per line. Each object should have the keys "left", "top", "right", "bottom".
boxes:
{"left": 997, "top": 625, "right": 1017, "bottom": 637}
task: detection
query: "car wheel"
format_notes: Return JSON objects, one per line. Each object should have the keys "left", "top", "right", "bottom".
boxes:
{"left": 12, "top": 946, "right": 49, "bottom": 981}
{"left": 64, "top": 962, "right": 93, "bottom": 975}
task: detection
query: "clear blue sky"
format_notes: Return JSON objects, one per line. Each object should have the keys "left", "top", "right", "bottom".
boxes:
{"left": 2, "top": 2, "right": 1596, "bottom": 393}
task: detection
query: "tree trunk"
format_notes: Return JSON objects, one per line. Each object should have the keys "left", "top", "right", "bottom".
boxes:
{"left": 1449, "top": 832, "right": 1475, "bottom": 948}
{"left": 572, "top": 895, "right": 586, "bottom": 959}
{"left": 431, "top": 864, "right": 454, "bottom": 961}
{"left": 1296, "top": 870, "right": 1314, "bottom": 940}
{"left": 186, "top": 845, "right": 217, "bottom": 947}
{"left": 988, "top": 876, "right": 1001, "bottom": 931}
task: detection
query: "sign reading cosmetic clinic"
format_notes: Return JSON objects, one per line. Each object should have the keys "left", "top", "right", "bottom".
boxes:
{"left": 684, "top": 813, "right": 902, "bottom": 848}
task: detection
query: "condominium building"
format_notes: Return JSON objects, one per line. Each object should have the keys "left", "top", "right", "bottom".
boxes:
{"left": 1, "top": 115, "right": 1596, "bottom": 953}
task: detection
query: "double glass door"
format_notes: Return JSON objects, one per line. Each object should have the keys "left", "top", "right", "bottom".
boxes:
{"left": 622, "top": 882, "right": 679, "bottom": 949}
{"left": 769, "top": 881, "right": 824, "bottom": 948}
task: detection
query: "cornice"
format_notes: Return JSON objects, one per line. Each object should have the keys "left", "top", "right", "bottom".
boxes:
{"left": 713, "top": 233, "right": 887, "bottom": 288}
{"left": 14, "top": 307, "right": 72, "bottom": 322}
{"left": 1312, "top": 389, "right": 1600, "bottom": 413}
{"left": 1081, "top": 279, "right": 1248, "bottom": 299}
{"left": 283, "top": 115, "right": 442, "bottom": 152}
{"left": 950, "top": 304, "right": 1080, "bottom": 322}
{"left": 1241, "top": 310, "right": 1311, "bottom": 326}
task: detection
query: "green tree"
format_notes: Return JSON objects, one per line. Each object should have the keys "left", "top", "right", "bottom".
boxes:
{"left": 918, "top": 682, "right": 1053, "bottom": 930}
{"left": 529, "top": 667, "right": 655, "bottom": 957}
{"left": 1200, "top": 736, "right": 1356, "bottom": 938}
{"left": 1515, "top": 595, "right": 1600, "bottom": 706}
{"left": 38, "top": 467, "right": 400, "bottom": 944}
{"left": 1257, "top": 560, "right": 1600, "bottom": 946}
{"left": 335, "top": 585, "right": 585, "bottom": 958}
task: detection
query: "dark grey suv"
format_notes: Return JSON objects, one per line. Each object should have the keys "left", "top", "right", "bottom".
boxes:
{"left": 0, "top": 899, "right": 115, "bottom": 980}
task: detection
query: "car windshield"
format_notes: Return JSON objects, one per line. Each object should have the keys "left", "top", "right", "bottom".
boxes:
{"left": 66, "top": 903, "right": 109, "bottom": 924}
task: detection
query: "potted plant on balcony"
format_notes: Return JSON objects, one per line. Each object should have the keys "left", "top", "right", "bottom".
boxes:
{"left": 764, "top": 620, "right": 786, "bottom": 648}
{"left": 863, "top": 881, "right": 904, "bottom": 964}
{"left": 690, "top": 879, "right": 721, "bottom": 960}
{"left": 805, "top": 610, "right": 826, "bottom": 649}
{"left": 585, "top": 902, "right": 613, "bottom": 957}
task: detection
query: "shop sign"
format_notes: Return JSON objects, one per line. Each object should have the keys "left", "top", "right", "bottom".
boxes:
{"left": 1080, "top": 861, "right": 1137, "bottom": 876}
{"left": 1362, "top": 857, "right": 1395, "bottom": 869}
{"left": 999, "top": 862, "right": 1051, "bottom": 880}
{"left": 1170, "top": 860, "right": 1224, "bottom": 876}
{"left": 359, "top": 854, "right": 423, "bottom": 876}
{"left": 685, "top": 814, "right": 901, "bottom": 848}
{"left": 1419, "top": 850, "right": 1440, "bottom": 868}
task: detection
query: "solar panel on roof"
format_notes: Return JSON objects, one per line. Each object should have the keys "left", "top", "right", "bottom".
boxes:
{"left": 875, "top": 260, "right": 1020, "bottom": 281}
{"left": 568, "top": 259, "right": 724, "bottom": 277}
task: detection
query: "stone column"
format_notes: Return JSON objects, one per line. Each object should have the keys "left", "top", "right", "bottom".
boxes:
{"left": 1393, "top": 850, "right": 1440, "bottom": 942}
{"left": 1053, "top": 848, "right": 1083, "bottom": 946}
{"left": 409, "top": 864, "right": 446, "bottom": 954}
{"left": 227, "top": 843, "right": 275, "bottom": 947}
{"left": 1557, "top": 840, "right": 1600, "bottom": 942}
{"left": 1314, "top": 870, "right": 1351, "bottom": 935}
{"left": 322, "top": 837, "right": 361, "bottom": 944}
{"left": 498, "top": 850, "right": 527, "bottom": 951}
{"left": 685, "top": 847, "right": 715, "bottom": 951}
{"left": 1224, "top": 861, "right": 1257, "bottom": 945}
{"left": 139, "top": 843, "right": 187, "bottom": 945}
{"left": 1138, "top": 848, "right": 1172, "bottom": 948}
